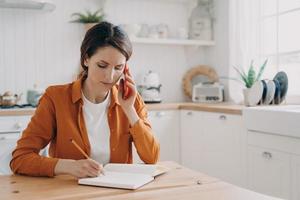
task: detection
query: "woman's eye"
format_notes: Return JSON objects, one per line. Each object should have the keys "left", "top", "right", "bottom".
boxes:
{"left": 115, "top": 67, "right": 123, "bottom": 70}
{"left": 97, "top": 64, "right": 107, "bottom": 68}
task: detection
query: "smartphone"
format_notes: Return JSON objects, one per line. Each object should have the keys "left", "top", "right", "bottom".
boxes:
{"left": 121, "top": 64, "right": 131, "bottom": 100}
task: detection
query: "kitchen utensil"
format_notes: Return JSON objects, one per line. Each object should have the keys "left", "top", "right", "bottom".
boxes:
{"left": 264, "top": 80, "right": 276, "bottom": 105}
{"left": 247, "top": 81, "right": 263, "bottom": 106}
{"left": 27, "top": 85, "right": 44, "bottom": 107}
{"left": 138, "top": 70, "right": 162, "bottom": 103}
{"left": 273, "top": 71, "right": 288, "bottom": 104}
{"left": 273, "top": 79, "right": 281, "bottom": 104}
{"left": 0, "top": 91, "right": 22, "bottom": 107}
{"left": 260, "top": 80, "right": 267, "bottom": 104}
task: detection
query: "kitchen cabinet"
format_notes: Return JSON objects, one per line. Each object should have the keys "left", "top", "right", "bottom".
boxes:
{"left": 247, "top": 145, "right": 290, "bottom": 199}
{"left": 133, "top": 110, "right": 180, "bottom": 164}
{"left": 0, "top": 115, "right": 31, "bottom": 175}
{"left": 291, "top": 155, "right": 300, "bottom": 200}
{"left": 180, "top": 110, "right": 245, "bottom": 186}
{"left": 246, "top": 129, "right": 300, "bottom": 199}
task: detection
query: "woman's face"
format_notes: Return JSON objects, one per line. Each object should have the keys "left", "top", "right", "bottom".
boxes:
{"left": 84, "top": 46, "right": 126, "bottom": 91}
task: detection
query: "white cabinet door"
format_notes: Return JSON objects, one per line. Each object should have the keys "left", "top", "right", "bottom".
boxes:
{"left": 180, "top": 110, "right": 204, "bottom": 169}
{"left": 133, "top": 110, "right": 180, "bottom": 163}
{"left": 0, "top": 133, "right": 21, "bottom": 175}
{"left": 0, "top": 115, "right": 31, "bottom": 175}
{"left": 291, "top": 155, "right": 300, "bottom": 200}
{"left": 247, "top": 145, "right": 290, "bottom": 199}
{"left": 180, "top": 110, "right": 244, "bottom": 186}
{"left": 199, "top": 112, "right": 244, "bottom": 186}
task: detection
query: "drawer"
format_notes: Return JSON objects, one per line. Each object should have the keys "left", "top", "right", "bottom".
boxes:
{"left": 248, "top": 130, "right": 300, "bottom": 155}
{"left": 0, "top": 132, "right": 21, "bottom": 140}
{"left": 0, "top": 116, "right": 31, "bottom": 133}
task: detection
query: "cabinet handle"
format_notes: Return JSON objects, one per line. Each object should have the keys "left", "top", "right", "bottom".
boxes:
{"left": 0, "top": 136, "right": 6, "bottom": 140}
{"left": 219, "top": 115, "right": 227, "bottom": 120}
{"left": 156, "top": 111, "right": 165, "bottom": 117}
{"left": 187, "top": 111, "right": 193, "bottom": 116}
{"left": 262, "top": 151, "right": 272, "bottom": 160}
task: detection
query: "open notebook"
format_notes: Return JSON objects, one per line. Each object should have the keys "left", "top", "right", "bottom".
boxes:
{"left": 78, "top": 163, "right": 169, "bottom": 190}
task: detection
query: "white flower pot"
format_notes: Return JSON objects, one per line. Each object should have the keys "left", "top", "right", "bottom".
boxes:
{"left": 243, "top": 88, "right": 251, "bottom": 106}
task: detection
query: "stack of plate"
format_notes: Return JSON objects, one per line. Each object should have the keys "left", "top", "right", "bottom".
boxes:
{"left": 246, "top": 71, "right": 288, "bottom": 107}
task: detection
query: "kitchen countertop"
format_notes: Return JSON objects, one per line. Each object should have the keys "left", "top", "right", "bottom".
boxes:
{"left": 0, "top": 102, "right": 244, "bottom": 116}
{"left": 0, "top": 161, "right": 281, "bottom": 200}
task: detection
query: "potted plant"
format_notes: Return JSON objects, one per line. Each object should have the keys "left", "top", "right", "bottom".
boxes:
{"left": 71, "top": 9, "right": 105, "bottom": 31}
{"left": 233, "top": 59, "right": 268, "bottom": 105}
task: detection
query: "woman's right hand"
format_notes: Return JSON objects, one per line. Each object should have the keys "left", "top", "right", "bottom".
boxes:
{"left": 54, "top": 159, "right": 103, "bottom": 178}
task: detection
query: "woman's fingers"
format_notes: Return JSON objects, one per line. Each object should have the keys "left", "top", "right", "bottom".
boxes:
{"left": 88, "top": 159, "right": 101, "bottom": 170}
{"left": 125, "top": 74, "right": 135, "bottom": 85}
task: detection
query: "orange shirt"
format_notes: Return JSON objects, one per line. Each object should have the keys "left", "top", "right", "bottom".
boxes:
{"left": 10, "top": 78, "right": 160, "bottom": 177}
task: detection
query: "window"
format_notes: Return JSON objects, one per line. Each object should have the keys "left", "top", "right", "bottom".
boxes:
{"left": 261, "top": 0, "right": 300, "bottom": 98}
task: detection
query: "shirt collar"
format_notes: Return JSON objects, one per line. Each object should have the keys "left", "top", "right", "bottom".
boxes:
{"left": 71, "top": 78, "right": 120, "bottom": 107}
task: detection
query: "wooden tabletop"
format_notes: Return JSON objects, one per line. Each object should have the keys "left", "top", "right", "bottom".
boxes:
{"left": 0, "top": 161, "right": 281, "bottom": 200}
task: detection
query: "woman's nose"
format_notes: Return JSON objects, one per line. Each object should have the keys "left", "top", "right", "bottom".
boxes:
{"left": 104, "top": 69, "right": 114, "bottom": 83}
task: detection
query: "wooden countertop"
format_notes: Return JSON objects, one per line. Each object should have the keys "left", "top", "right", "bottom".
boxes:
{"left": 0, "top": 102, "right": 244, "bottom": 116}
{"left": 0, "top": 161, "right": 281, "bottom": 200}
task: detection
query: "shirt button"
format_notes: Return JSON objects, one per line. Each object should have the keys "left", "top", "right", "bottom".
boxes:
{"left": 112, "top": 148, "right": 115, "bottom": 151}
{"left": 111, "top": 129, "right": 114, "bottom": 132}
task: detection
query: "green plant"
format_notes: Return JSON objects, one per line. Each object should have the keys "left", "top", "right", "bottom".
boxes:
{"left": 71, "top": 9, "right": 104, "bottom": 23}
{"left": 234, "top": 59, "right": 268, "bottom": 88}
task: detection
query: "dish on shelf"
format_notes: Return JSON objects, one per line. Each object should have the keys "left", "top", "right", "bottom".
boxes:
{"left": 247, "top": 81, "right": 263, "bottom": 106}
{"left": 264, "top": 80, "right": 276, "bottom": 105}
{"left": 260, "top": 80, "right": 267, "bottom": 104}
{"left": 273, "top": 71, "right": 288, "bottom": 104}
{"left": 273, "top": 79, "right": 281, "bottom": 104}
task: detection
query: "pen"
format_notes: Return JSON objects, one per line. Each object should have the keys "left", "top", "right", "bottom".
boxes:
{"left": 69, "top": 138, "right": 90, "bottom": 159}
{"left": 69, "top": 138, "right": 105, "bottom": 175}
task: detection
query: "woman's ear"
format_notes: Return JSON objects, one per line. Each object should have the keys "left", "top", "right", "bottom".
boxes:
{"left": 83, "top": 56, "right": 89, "bottom": 67}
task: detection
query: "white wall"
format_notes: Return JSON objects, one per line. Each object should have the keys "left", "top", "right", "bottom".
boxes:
{"left": 0, "top": 0, "right": 228, "bottom": 103}
{"left": 204, "top": 0, "right": 230, "bottom": 101}
{"left": 0, "top": 0, "right": 103, "bottom": 104}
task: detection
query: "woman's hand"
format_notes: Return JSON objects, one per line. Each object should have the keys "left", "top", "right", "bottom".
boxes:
{"left": 118, "top": 70, "right": 140, "bottom": 126}
{"left": 118, "top": 70, "right": 137, "bottom": 108}
{"left": 54, "top": 159, "right": 104, "bottom": 178}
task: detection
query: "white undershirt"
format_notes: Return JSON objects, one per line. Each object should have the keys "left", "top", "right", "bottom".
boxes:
{"left": 82, "top": 91, "right": 111, "bottom": 165}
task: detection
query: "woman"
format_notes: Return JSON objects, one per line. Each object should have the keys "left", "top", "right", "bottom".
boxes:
{"left": 10, "top": 21, "right": 160, "bottom": 178}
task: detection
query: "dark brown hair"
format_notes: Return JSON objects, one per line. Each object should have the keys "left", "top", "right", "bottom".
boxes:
{"left": 79, "top": 21, "right": 132, "bottom": 78}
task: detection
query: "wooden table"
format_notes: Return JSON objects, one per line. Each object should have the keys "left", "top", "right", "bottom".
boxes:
{"left": 0, "top": 161, "right": 282, "bottom": 200}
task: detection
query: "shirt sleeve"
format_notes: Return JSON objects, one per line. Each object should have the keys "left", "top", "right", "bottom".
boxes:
{"left": 129, "top": 94, "right": 160, "bottom": 164}
{"left": 10, "top": 88, "right": 59, "bottom": 177}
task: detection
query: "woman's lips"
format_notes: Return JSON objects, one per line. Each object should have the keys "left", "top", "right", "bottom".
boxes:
{"left": 100, "top": 81, "right": 113, "bottom": 86}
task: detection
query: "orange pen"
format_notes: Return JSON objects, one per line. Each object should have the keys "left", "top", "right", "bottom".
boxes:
{"left": 69, "top": 139, "right": 90, "bottom": 159}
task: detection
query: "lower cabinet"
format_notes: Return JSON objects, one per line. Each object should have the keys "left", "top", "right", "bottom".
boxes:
{"left": 247, "top": 145, "right": 290, "bottom": 199}
{"left": 246, "top": 130, "right": 300, "bottom": 200}
{"left": 0, "top": 133, "right": 21, "bottom": 175}
{"left": 291, "top": 155, "right": 300, "bottom": 200}
{"left": 180, "top": 110, "right": 246, "bottom": 187}
{"left": 132, "top": 110, "right": 180, "bottom": 164}
{"left": 0, "top": 115, "right": 31, "bottom": 175}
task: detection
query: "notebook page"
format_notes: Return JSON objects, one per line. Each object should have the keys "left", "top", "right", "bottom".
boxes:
{"left": 78, "top": 171, "right": 154, "bottom": 189}
{"left": 104, "top": 163, "right": 156, "bottom": 176}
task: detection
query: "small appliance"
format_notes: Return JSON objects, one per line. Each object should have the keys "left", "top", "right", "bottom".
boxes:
{"left": 138, "top": 71, "right": 162, "bottom": 103}
{"left": 192, "top": 82, "right": 224, "bottom": 103}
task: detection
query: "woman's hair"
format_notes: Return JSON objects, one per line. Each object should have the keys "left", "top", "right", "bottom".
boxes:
{"left": 78, "top": 21, "right": 132, "bottom": 78}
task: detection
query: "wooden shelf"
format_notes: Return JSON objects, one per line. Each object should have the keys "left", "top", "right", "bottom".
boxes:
{"left": 130, "top": 37, "right": 215, "bottom": 46}
{"left": 0, "top": 0, "right": 55, "bottom": 11}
